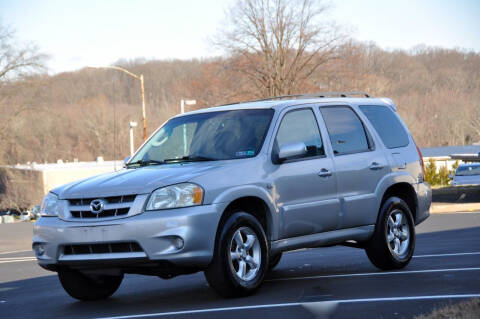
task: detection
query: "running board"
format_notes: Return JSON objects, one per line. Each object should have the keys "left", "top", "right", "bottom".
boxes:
{"left": 271, "top": 225, "right": 374, "bottom": 254}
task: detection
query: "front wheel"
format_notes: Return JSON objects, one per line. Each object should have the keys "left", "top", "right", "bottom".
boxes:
{"left": 204, "top": 212, "right": 268, "bottom": 298}
{"left": 365, "top": 197, "right": 415, "bottom": 270}
{"left": 58, "top": 268, "right": 123, "bottom": 301}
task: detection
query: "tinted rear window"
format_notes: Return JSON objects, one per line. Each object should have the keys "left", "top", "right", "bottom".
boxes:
{"left": 360, "top": 105, "right": 409, "bottom": 149}
{"left": 320, "top": 106, "right": 370, "bottom": 155}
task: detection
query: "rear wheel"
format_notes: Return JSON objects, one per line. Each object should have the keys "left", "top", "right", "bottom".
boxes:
{"left": 365, "top": 196, "right": 415, "bottom": 270}
{"left": 58, "top": 268, "right": 123, "bottom": 301}
{"left": 204, "top": 212, "right": 268, "bottom": 297}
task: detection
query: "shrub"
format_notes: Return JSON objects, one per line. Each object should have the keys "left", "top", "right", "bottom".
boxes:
{"left": 425, "top": 158, "right": 439, "bottom": 185}
{"left": 425, "top": 159, "right": 461, "bottom": 186}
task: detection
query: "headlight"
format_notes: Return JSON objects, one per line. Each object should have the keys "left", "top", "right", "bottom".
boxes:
{"left": 39, "top": 193, "right": 60, "bottom": 217}
{"left": 146, "top": 183, "right": 203, "bottom": 210}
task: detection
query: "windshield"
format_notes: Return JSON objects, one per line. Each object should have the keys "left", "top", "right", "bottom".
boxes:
{"left": 129, "top": 109, "right": 274, "bottom": 166}
{"left": 455, "top": 165, "right": 480, "bottom": 176}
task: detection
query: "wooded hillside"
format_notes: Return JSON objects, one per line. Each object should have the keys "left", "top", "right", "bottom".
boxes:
{"left": 1, "top": 42, "right": 479, "bottom": 165}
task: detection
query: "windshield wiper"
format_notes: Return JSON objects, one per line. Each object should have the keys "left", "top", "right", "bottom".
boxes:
{"left": 125, "top": 159, "right": 164, "bottom": 167}
{"left": 163, "top": 155, "right": 218, "bottom": 163}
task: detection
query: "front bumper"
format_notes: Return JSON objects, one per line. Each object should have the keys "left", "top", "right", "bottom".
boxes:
{"left": 415, "top": 182, "right": 432, "bottom": 225}
{"left": 33, "top": 204, "right": 223, "bottom": 270}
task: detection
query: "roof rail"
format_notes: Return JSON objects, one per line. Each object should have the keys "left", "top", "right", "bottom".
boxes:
{"left": 217, "top": 91, "right": 371, "bottom": 107}
{"left": 301, "top": 91, "right": 370, "bottom": 98}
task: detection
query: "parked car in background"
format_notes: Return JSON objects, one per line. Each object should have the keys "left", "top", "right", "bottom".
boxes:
{"left": 21, "top": 211, "right": 34, "bottom": 221}
{"left": 33, "top": 92, "right": 431, "bottom": 301}
{"left": 20, "top": 205, "right": 41, "bottom": 221}
{"left": 31, "top": 205, "right": 40, "bottom": 219}
{"left": 0, "top": 209, "right": 20, "bottom": 217}
{"left": 0, "top": 210, "right": 10, "bottom": 216}
{"left": 451, "top": 163, "right": 480, "bottom": 186}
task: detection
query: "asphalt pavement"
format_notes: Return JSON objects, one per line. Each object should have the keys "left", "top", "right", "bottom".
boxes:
{"left": 0, "top": 212, "right": 479, "bottom": 319}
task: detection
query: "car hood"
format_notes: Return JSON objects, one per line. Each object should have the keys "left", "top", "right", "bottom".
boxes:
{"left": 52, "top": 162, "right": 221, "bottom": 199}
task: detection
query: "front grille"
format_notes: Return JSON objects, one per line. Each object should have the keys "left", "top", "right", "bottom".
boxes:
{"left": 67, "top": 195, "right": 136, "bottom": 220}
{"left": 70, "top": 208, "right": 130, "bottom": 219}
{"left": 69, "top": 195, "right": 136, "bottom": 206}
{"left": 63, "top": 242, "right": 143, "bottom": 255}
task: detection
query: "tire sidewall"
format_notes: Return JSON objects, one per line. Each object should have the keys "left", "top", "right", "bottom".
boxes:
{"left": 380, "top": 197, "right": 415, "bottom": 266}
{"left": 58, "top": 267, "right": 123, "bottom": 301}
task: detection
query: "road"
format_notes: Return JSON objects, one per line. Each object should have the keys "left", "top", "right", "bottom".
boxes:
{"left": 1, "top": 212, "right": 479, "bottom": 319}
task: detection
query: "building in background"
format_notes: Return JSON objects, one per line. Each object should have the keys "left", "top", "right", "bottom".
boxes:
{"left": 0, "top": 158, "right": 122, "bottom": 209}
{"left": 421, "top": 145, "right": 480, "bottom": 172}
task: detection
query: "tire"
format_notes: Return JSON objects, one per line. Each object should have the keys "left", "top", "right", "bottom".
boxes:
{"left": 58, "top": 267, "right": 123, "bottom": 301}
{"left": 268, "top": 252, "right": 283, "bottom": 270}
{"left": 204, "top": 211, "right": 268, "bottom": 298}
{"left": 365, "top": 196, "right": 415, "bottom": 270}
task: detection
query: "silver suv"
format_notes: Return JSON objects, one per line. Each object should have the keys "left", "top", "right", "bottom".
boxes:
{"left": 33, "top": 92, "right": 431, "bottom": 300}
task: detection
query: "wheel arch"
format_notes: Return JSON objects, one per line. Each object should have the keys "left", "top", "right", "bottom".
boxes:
{"left": 217, "top": 195, "right": 275, "bottom": 240}
{"left": 380, "top": 182, "right": 418, "bottom": 222}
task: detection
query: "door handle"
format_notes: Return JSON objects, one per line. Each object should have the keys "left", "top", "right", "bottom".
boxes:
{"left": 318, "top": 168, "right": 332, "bottom": 177}
{"left": 369, "top": 162, "right": 384, "bottom": 170}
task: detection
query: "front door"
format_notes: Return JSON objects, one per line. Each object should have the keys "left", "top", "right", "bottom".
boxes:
{"left": 269, "top": 107, "right": 339, "bottom": 239}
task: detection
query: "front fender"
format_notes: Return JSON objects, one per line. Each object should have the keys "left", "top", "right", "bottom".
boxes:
{"left": 212, "top": 184, "right": 281, "bottom": 240}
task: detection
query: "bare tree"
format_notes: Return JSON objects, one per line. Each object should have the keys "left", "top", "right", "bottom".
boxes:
{"left": 0, "top": 24, "right": 47, "bottom": 81}
{"left": 214, "top": 0, "right": 344, "bottom": 97}
{"left": 0, "top": 23, "right": 48, "bottom": 164}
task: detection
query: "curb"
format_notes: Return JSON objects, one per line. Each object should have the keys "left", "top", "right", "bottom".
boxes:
{"left": 431, "top": 203, "right": 480, "bottom": 214}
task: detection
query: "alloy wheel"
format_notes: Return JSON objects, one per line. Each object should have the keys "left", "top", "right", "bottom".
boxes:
{"left": 228, "top": 226, "right": 261, "bottom": 282}
{"left": 387, "top": 209, "right": 410, "bottom": 258}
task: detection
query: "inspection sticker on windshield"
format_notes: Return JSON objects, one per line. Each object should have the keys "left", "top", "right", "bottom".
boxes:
{"left": 236, "top": 150, "right": 255, "bottom": 157}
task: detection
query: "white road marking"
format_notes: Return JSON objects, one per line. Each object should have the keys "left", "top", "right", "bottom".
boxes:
{"left": 95, "top": 294, "right": 480, "bottom": 319}
{"left": 414, "top": 252, "right": 480, "bottom": 258}
{"left": 286, "top": 249, "right": 480, "bottom": 259}
{"left": 0, "top": 250, "right": 32, "bottom": 255}
{"left": 0, "top": 257, "right": 37, "bottom": 264}
{"left": 267, "top": 267, "right": 480, "bottom": 282}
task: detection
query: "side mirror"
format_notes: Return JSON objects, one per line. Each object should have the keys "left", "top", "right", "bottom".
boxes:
{"left": 448, "top": 174, "right": 453, "bottom": 179}
{"left": 278, "top": 142, "right": 307, "bottom": 162}
{"left": 123, "top": 156, "right": 131, "bottom": 167}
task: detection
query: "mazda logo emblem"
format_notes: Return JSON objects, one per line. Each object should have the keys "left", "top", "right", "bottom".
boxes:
{"left": 90, "top": 199, "right": 105, "bottom": 214}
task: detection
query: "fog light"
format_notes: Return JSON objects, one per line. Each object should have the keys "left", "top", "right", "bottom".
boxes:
{"left": 33, "top": 243, "right": 45, "bottom": 256}
{"left": 173, "top": 237, "right": 184, "bottom": 250}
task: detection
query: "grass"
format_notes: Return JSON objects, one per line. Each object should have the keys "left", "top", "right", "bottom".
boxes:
{"left": 415, "top": 298, "right": 480, "bottom": 319}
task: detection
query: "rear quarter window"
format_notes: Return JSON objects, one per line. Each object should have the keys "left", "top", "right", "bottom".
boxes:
{"left": 359, "top": 105, "right": 409, "bottom": 149}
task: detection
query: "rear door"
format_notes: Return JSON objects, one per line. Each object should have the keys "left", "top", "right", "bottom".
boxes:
{"left": 319, "top": 105, "right": 389, "bottom": 229}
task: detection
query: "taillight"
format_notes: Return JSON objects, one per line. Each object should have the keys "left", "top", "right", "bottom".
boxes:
{"left": 415, "top": 143, "right": 426, "bottom": 181}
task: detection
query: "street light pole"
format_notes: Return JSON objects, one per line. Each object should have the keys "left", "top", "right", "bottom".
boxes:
{"left": 129, "top": 121, "right": 138, "bottom": 157}
{"left": 140, "top": 74, "right": 147, "bottom": 141}
{"left": 180, "top": 99, "right": 196, "bottom": 155}
{"left": 88, "top": 66, "right": 148, "bottom": 141}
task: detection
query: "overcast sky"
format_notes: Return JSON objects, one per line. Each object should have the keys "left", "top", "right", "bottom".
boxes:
{"left": 1, "top": 0, "right": 479, "bottom": 74}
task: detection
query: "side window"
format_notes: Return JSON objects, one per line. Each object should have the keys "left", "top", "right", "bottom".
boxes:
{"left": 320, "top": 106, "right": 370, "bottom": 155}
{"left": 359, "top": 105, "right": 409, "bottom": 149}
{"left": 274, "top": 109, "right": 324, "bottom": 160}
